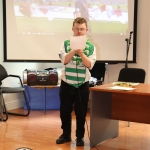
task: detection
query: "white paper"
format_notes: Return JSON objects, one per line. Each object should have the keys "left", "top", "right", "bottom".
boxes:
{"left": 106, "top": 86, "right": 136, "bottom": 91}
{"left": 70, "top": 35, "right": 87, "bottom": 50}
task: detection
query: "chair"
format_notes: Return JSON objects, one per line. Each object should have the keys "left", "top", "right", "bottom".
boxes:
{"left": 0, "top": 64, "right": 30, "bottom": 122}
{"left": 118, "top": 68, "right": 146, "bottom": 127}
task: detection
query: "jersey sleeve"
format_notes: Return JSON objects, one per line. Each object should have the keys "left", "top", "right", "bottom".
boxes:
{"left": 58, "top": 41, "right": 67, "bottom": 65}
{"left": 88, "top": 46, "right": 96, "bottom": 70}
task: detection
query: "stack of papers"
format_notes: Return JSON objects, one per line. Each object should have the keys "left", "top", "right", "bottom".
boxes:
{"left": 106, "top": 86, "right": 136, "bottom": 91}
{"left": 112, "top": 82, "right": 139, "bottom": 86}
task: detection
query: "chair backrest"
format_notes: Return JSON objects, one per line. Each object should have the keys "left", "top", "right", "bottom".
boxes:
{"left": 89, "top": 63, "right": 105, "bottom": 81}
{"left": 0, "top": 64, "right": 8, "bottom": 82}
{"left": 118, "top": 68, "right": 146, "bottom": 83}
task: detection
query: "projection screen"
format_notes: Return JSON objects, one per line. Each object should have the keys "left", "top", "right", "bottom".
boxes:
{"left": 3, "top": 0, "right": 138, "bottom": 63}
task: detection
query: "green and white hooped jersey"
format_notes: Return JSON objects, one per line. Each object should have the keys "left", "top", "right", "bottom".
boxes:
{"left": 65, "top": 64, "right": 86, "bottom": 88}
{"left": 59, "top": 38, "right": 96, "bottom": 88}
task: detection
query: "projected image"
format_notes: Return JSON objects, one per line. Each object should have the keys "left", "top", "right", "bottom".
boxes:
{"left": 5, "top": 0, "right": 136, "bottom": 62}
{"left": 13, "top": 0, "right": 128, "bottom": 34}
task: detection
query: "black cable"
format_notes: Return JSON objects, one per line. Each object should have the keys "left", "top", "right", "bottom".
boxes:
{"left": 75, "top": 56, "right": 99, "bottom": 150}
{"left": 77, "top": 88, "right": 99, "bottom": 150}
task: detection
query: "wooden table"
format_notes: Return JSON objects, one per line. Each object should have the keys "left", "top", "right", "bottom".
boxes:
{"left": 89, "top": 83, "right": 150, "bottom": 147}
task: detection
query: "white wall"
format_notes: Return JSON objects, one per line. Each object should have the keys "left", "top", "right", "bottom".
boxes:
{"left": 0, "top": 0, "right": 63, "bottom": 110}
{"left": 105, "top": 0, "right": 150, "bottom": 83}
{"left": 0, "top": 0, "right": 150, "bottom": 110}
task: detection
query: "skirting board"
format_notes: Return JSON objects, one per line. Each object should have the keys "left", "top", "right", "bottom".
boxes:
{"left": 2, "top": 99, "right": 91, "bottom": 110}
{"left": 4, "top": 100, "right": 23, "bottom": 110}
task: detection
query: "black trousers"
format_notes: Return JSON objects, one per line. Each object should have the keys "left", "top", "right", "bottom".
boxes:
{"left": 59, "top": 80, "right": 89, "bottom": 138}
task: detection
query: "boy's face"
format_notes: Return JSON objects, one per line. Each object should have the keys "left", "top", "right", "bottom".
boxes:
{"left": 72, "top": 23, "right": 88, "bottom": 36}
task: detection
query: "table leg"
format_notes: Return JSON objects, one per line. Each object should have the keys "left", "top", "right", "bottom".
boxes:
{"left": 90, "top": 91, "right": 119, "bottom": 147}
{"left": 0, "top": 88, "right": 3, "bottom": 121}
{"left": 44, "top": 87, "right": 46, "bottom": 113}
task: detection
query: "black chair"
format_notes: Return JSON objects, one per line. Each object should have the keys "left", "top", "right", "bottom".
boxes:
{"left": 0, "top": 64, "right": 30, "bottom": 122}
{"left": 118, "top": 68, "right": 146, "bottom": 127}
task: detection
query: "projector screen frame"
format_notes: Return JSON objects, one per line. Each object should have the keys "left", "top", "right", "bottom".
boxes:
{"left": 2, "top": 0, "right": 138, "bottom": 63}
